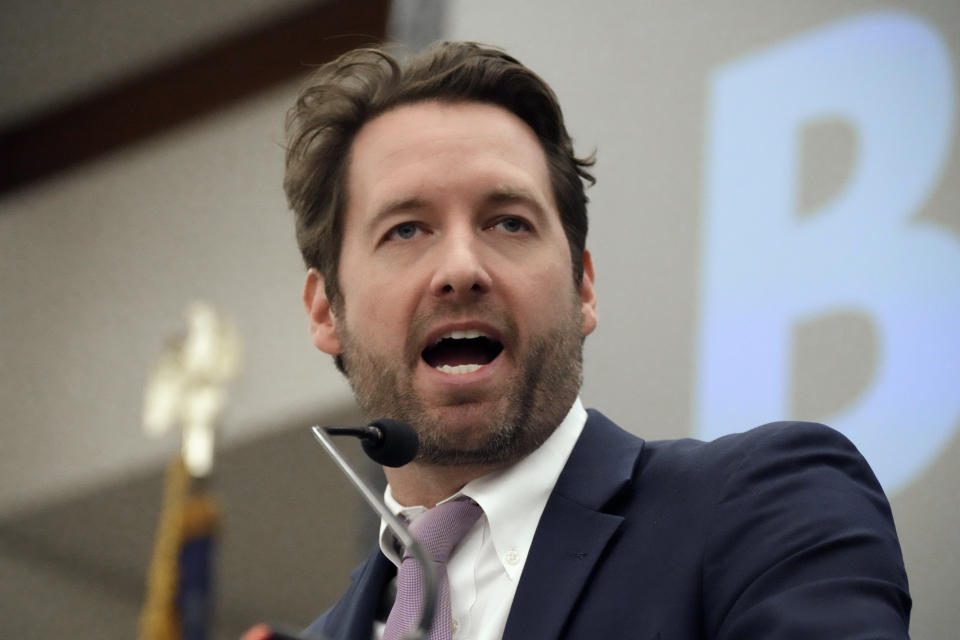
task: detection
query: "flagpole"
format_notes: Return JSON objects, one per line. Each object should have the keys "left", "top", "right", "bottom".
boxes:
{"left": 139, "top": 302, "right": 241, "bottom": 640}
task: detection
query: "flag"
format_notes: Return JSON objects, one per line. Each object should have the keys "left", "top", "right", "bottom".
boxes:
{"left": 140, "top": 457, "right": 219, "bottom": 640}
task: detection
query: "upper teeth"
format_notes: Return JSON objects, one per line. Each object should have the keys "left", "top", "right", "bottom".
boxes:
{"left": 436, "top": 329, "right": 485, "bottom": 343}
{"left": 437, "top": 363, "right": 482, "bottom": 375}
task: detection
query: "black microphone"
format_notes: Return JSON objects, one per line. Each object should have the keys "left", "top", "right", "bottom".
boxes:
{"left": 325, "top": 418, "right": 419, "bottom": 467}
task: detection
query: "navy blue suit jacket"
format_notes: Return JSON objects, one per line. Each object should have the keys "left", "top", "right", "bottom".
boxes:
{"left": 307, "top": 410, "right": 910, "bottom": 639}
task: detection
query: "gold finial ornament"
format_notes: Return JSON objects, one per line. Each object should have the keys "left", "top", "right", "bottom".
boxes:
{"left": 143, "top": 302, "right": 242, "bottom": 477}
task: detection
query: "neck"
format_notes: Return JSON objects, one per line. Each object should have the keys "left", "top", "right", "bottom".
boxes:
{"left": 384, "top": 461, "right": 504, "bottom": 508}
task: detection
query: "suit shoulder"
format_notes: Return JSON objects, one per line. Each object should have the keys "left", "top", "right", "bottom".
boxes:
{"left": 628, "top": 419, "right": 888, "bottom": 523}
{"left": 644, "top": 420, "right": 867, "bottom": 474}
{"left": 712, "top": 419, "right": 857, "bottom": 451}
{"left": 697, "top": 422, "right": 909, "bottom": 635}
{"left": 709, "top": 420, "right": 883, "bottom": 490}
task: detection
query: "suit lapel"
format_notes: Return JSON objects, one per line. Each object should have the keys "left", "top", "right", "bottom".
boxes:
{"left": 317, "top": 547, "right": 395, "bottom": 640}
{"left": 502, "top": 410, "right": 645, "bottom": 640}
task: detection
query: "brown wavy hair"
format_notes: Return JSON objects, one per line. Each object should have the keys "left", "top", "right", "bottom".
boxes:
{"left": 284, "top": 41, "right": 595, "bottom": 306}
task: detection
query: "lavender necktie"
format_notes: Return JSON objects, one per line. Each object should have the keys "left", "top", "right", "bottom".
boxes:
{"left": 382, "top": 499, "right": 483, "bottom": 640}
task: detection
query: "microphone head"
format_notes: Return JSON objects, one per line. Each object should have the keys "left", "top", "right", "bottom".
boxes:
{"left": 363, "top": 418, "right": 419, "bottom": 467}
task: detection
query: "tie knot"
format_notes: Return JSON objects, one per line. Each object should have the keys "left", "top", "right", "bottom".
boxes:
{"left": 407, "top": 499, "right": 483, "bottom": 564}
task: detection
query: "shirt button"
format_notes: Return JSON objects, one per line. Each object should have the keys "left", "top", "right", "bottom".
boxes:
{"left": 505, "top": 548, "right": 522, "bottom": 565}
{"left": 452, "top": 618, "right": 461, "bottom": 634}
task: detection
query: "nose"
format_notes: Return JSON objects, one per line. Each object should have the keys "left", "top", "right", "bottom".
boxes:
{"left": 429, "top": 231, "right": 492, "bottom": 300}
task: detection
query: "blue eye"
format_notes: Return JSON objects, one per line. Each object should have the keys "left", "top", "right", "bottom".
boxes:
{"left": 496, "top": 217, "right": 530, "bottom": 233}
{"left": 389, "top": 222, "right": 419, "bottom": 240}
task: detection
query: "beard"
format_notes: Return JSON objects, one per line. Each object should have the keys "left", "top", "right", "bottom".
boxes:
{"left": 336, "top": 291, "right": 585, "bottom": 467}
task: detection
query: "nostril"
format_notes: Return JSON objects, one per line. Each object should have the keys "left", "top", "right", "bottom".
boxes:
{"left": 436, "top": 272, "right": 488, "bottom": 295}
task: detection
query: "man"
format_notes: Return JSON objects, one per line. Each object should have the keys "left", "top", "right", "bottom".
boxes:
{"left": 277, "top": 42, "right": 910, "bottom": 639}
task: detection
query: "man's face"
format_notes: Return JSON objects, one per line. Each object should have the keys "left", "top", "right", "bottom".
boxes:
{"left": 304, "top": 100, "right": 597, "bottom": 467}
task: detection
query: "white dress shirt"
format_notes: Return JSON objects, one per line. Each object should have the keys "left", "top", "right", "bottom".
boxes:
{"left": 375, "top": 398, "right": 587, "bottom": 640}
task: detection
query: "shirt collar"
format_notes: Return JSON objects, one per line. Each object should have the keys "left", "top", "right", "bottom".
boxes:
{"left": 379, "top": 397, "right": 587, "bottom": 580}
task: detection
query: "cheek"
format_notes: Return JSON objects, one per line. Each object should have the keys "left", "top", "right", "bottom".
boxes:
{"left": 342, "top": 276, "right": 415, "bottom": 343}
{"left": 338, "top": 239, "right": 435, "bottom": 352}
{"left": 512, "top": 264, "right": 576, "bottom": 324}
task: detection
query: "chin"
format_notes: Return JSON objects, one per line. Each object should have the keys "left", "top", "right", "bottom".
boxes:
{"left": 428, "top": 398, "right": 503, "bottom": 428}
{"left": 416, "top": 406, "right": 499, "bottom": 446}
{"left": 416, "top": 400, "right": 551, "bottom": 468}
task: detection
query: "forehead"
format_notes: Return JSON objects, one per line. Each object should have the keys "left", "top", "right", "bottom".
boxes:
{"left": 345, "top": 101, "right": 554, "bottom": 214}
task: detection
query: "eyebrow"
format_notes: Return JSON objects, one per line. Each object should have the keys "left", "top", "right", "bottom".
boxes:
{"left": 483, "top": 186, "right": 547, "bottom": 215}
{"left": 366, "top": 196, "right": 429, "bottom": 236}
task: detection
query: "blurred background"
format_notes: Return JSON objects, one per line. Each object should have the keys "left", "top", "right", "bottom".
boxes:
{"left": 1, "top": 1, "right": 957, "bottom": 638}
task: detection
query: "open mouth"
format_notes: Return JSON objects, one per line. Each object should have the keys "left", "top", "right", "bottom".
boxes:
{"left": 421, "top": 329, "right": 504, "bottom": 375}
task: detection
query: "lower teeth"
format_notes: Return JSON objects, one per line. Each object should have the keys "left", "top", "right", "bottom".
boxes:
{"left": 437, "top": 363, "right": 482, "bottom": 375}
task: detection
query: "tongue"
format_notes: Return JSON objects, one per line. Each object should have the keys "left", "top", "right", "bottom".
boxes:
{"left": 428, "top": 340, "right": 493, "bottom": 367}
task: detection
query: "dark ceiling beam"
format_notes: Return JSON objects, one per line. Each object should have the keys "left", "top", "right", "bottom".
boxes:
{"left": 0, "top": 0, "right": 390, "bottom": 196}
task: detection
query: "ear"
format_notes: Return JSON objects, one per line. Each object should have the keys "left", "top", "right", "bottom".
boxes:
{"left": 579, "top": 250, "right": 598, "bottom": 337}
{"left": 303, "top": 268, "right": 342, "bottom": 355}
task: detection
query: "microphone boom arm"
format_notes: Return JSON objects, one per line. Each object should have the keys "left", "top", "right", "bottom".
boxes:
{"left": 310, "top": 426, "right": 437, "bottom": 640}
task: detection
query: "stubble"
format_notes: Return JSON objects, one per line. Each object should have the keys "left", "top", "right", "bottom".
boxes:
{"left": 337, "top": 293, "right": 585, "bottom": 467}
